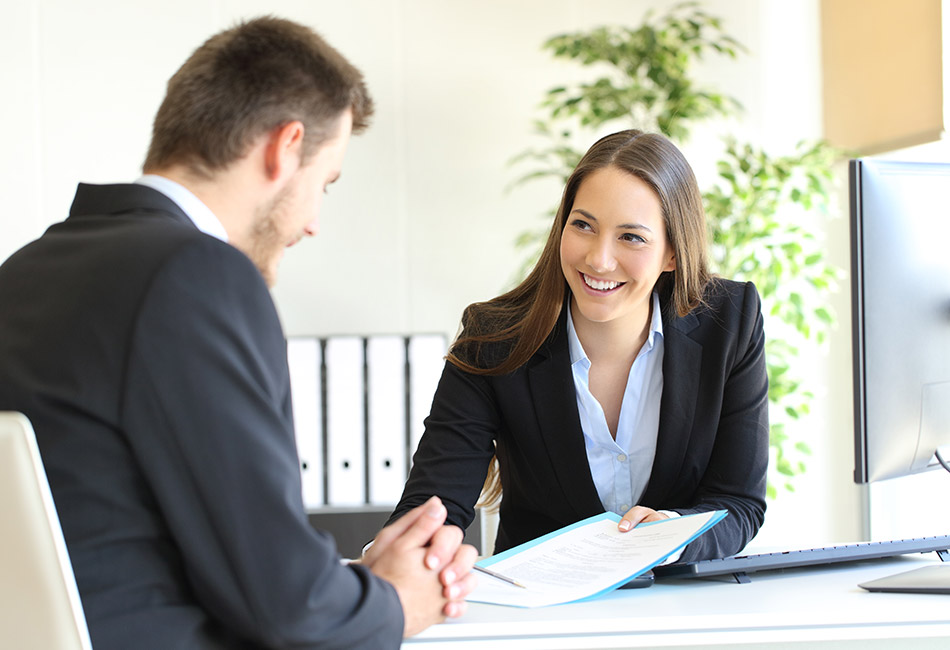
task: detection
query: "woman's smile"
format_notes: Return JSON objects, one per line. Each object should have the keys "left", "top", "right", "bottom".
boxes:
{"left": 560, "top": 166, "right": 675, "bottom": 330}
{"left": 581, "top": 272, "right": 626, "bottom": 292}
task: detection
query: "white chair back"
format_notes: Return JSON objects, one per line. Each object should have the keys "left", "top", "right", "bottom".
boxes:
{"left": 0, "top": 412, "right": 93, "bottom": 649}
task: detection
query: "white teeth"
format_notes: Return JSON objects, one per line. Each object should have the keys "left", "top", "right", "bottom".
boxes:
{"left": 583, "top": 274, "right": 622, "bottom": 291}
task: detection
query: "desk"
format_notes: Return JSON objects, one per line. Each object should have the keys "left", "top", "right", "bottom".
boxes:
{"left": 404, "top": 556, "right": 950, "bottom": 649}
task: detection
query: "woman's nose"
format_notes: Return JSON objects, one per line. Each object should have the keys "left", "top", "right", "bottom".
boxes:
{"left": 586, "top": 239, "right": 617, "bottom": 274}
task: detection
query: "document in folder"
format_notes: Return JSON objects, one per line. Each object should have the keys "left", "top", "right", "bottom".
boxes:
{"left": 469, "top": 509, "right": 727, "bottom": 608}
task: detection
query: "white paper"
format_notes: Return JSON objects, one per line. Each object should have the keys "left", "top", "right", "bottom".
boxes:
{"left": 469, "top": 510, "right": 726, "bottom": 607}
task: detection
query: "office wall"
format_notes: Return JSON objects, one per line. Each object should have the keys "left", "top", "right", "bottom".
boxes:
{"left": 821, "top": 0, "right": 944, "bottom": 154}
{"left": 0, "top": 0, "right": 863, "bottom": 547}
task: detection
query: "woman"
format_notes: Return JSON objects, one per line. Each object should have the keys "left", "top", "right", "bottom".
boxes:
{"left": 387, "top": 130, "right": 769, "bottom": 563}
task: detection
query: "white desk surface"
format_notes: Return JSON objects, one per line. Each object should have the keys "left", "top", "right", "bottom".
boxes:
{"left": 403, "top": 556, "right": 950, "bottom": 649}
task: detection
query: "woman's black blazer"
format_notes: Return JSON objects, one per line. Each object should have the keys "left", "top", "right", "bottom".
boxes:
{"left": 389, "top": 279, "right": 769, "bottom": 563}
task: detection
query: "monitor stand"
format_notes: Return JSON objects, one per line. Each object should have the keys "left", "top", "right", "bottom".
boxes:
{"left": 859, "top": 552, "right": 950, "bottom": 594}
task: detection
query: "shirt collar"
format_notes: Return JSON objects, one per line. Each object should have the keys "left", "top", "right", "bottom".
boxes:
{"left": 135, "top": 174, "right": 229, "bottom": 242}
{"left": 566, "top": 292, "right": 664, "bottom": 367}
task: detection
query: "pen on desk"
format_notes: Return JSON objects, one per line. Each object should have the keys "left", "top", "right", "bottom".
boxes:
{"left": 474, "top": 565, "right": 527, "bottom": 589}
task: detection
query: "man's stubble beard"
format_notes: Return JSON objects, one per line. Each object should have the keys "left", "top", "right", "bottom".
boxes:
{"left": 245, "top": 180, "right": 296, "bottom": 288}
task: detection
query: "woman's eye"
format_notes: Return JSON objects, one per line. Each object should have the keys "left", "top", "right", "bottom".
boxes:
{"left": 570, "top": 219, "right": 592, "bottom": 231}
{"left": 621, "top": 233, "right": 646, "bottom": 243}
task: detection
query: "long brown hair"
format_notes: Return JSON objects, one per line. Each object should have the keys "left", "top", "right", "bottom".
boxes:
{"left": 452, "top": 130, "right": 710, "bottom": 375}
{"left": 458, "top": 130, "right": 713, "bottom": 509}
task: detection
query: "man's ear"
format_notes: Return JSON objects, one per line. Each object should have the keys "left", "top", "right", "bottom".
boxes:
{"left": 264, "top": 121, "right": 305, "bottom": 181}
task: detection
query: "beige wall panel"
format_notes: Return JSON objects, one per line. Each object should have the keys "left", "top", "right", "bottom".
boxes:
{"left": 822, "top": 0, "right": 943, "bottom": 153}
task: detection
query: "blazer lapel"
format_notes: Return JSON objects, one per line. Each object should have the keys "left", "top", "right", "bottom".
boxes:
{"left": 527, "top": 314, "right": 605, "bottom": 519}
{"left": 641, "top": 309, "right": 702, "bottom": 505}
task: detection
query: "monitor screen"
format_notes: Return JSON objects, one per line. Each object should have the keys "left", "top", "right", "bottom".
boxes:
{"left": 850, "top": 158, "right": 950, "bottom": 483}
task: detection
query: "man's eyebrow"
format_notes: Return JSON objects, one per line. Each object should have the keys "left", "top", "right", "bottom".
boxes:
{"left": 570, "top": 208, "right": 653, "bottom": 232}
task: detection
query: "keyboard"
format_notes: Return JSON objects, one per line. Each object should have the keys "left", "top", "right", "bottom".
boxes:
{"left": 653, "top": 535, "right": 950, "bottom": 583}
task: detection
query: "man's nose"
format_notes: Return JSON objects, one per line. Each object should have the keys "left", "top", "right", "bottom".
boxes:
{"left": 303, "top": 216, "right": 319, "bottom": 237}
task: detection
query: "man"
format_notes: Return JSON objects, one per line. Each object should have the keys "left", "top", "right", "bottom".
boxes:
{"left": 0, "top": 16, "right": 475, "bottom": 649}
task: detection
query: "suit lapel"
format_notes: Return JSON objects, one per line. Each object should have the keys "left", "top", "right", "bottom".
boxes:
{"left": 528, "top": 313, "right": 606, "bottom": 519}
{"left": 641, "top": 309, "right": 702, "bottom": 505}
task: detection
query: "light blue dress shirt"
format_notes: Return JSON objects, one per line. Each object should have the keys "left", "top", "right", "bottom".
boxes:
{"left": 567, "top": 292, "right": 665, "bottom": 515}
{"left": 135, "top": 174, "right": 229, "bottom": 242}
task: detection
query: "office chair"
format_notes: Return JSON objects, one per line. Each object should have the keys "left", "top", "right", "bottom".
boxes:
{"left": 0, "top": 412, "right": 93, "bottom": 650}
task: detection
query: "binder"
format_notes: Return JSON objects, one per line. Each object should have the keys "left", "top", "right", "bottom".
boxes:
{"left": 365, "top": 336, "right": 408, "bottom": 505}
{"left": 407, "top": 334, "right": 447, "bottom": 460}
{"left": 286, "top": 337, "right": 324, "bottom": 509}
{"left": 324, "top": 336, "right": 366, "bottom": 506}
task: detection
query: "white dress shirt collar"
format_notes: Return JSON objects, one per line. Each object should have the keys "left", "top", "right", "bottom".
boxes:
{"left": 135, "top": 174, "right": 229, "bottom": 242}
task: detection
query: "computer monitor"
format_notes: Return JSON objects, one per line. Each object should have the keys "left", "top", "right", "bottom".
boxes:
{"left": 850, "top": 158, "right": 950, "bottom": 484}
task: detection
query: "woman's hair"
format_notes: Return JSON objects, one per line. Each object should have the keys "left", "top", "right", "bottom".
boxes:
{"left": 462, "top": 129, "right": 713, "bottom": 510}
{"left": 450, "top": 129, "right": 711, "bottom": 377}
{"left": 143, "top": 16, "right": 373, "bottom": 177}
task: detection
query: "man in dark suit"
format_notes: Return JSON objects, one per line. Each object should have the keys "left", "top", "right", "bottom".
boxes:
{"left": 0, "top": 16, "right": 475, "bottom": 649}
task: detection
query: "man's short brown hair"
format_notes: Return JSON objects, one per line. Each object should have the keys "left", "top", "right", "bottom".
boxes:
{"left": 143, "top": 16, "right": 373, "bottom": 176}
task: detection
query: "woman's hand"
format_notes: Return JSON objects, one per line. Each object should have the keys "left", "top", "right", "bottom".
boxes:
{"left": 618, "top": 505, "right": 669, "bottom": 532}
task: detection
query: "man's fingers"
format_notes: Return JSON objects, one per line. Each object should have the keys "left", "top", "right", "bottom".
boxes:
{"left": 443, "top": 565, "right": 478, "bottom": 602}
{"left": 439, "top": 542, "right": 478, "bottom": 588}
{"left": 424, "top": 525, "right": 464, "bottom": 572}
{"left": 368, "top": 497, "right": 446, "bottom": 563}
{"left": 376, "top": 497, "right": 444, "bottom": 544}
{"left": 384, "top": 496, "right": 447, "bottom": 551}
{"left": 443, "top": 599, "right": 469, "bottom": 618}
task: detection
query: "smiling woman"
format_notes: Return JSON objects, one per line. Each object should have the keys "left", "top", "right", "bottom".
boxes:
{"left": 561, "top": 167, "right": 675, "bottom": 334}
{"left": 383, "top": 130, "right": 770, "bottom": 564}
{"left": 560, "top": 167, "right": 676, "bottom": 440}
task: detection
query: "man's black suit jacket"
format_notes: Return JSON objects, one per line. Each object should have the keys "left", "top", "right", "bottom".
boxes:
{"left": 0, "top": 184, "right": 403, "bottom": 649}
{"left": 389, "top": 280, "right": 769, "bottom": 562}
